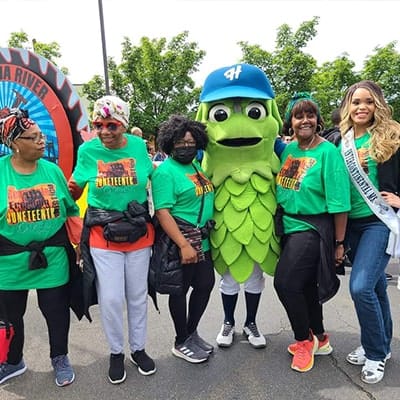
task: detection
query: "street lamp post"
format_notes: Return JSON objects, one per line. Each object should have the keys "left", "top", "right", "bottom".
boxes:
{"left": 98, "top": 0, "right": 110, "bottom": 94}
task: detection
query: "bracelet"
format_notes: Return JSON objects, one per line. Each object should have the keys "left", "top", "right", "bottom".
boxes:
{"left": 335, "top": 240, "right": 345, "bottom": 247}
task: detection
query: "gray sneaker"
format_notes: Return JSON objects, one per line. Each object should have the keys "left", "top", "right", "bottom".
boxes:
{"left": 190, "top": 331, "right": 214, "bottom": 354}
{"left": 172, "top": 336, "right": 209, "bottom": 364}
{"left": 51, "top": 355, "right": 75, "bottom": 387}
{"left": 0, "top": 360, "right": 27, "bottom": 384}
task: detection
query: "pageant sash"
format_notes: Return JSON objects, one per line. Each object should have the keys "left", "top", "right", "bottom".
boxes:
{"left": 341, "top": 129, "right": 400, "bottom": 256}
{"left": 386, "top": 210, "right": 400, "bottom": 258}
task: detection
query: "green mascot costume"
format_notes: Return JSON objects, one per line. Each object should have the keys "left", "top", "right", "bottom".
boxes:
{"left": 196, "top": 63, "right": 282, "bottom": 348}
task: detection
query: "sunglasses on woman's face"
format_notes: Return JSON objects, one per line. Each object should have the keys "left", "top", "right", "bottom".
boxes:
{"left": 92, "top": 121, "right": 122, "bottom": 132}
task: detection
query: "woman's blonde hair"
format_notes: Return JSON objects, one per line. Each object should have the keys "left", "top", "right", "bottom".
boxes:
{"left": 339, "top": 80, "right": 400, "bottom": 163}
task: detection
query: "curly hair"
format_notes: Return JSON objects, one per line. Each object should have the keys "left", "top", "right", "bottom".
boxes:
{"left": 282, "top": 99, "right": 325, "bottom": 135}
{"left": 339, "top": 80, "right": 400, "bottom": 163}
{"left": 156, "top": 114, "right": 208, "bottom": 155}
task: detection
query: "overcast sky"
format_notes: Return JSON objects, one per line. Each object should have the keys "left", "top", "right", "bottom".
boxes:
{"left": 1, "top": 0, "right": 399, "bottom": 85}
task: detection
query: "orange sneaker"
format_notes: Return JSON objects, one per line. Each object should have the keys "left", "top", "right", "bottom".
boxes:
{"left": 291, "top": 336, "right": 318, "bottom": 372}
{"left": 288, "top": 333, "right": 333, "bottom": 356}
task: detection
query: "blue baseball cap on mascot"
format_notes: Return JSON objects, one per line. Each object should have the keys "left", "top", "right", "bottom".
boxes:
{"left": 200, "top": 63, "right": 275, "bottom": 102}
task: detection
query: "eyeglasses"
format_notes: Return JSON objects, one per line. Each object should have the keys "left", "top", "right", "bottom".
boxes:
{"left": 174, "top": 139, "right": 196, "bottom": 147}
{"left": 18, "top": 132, "right": 46, "bottom": 143}
{"left": 92, "top": 121, "right": 122, "bottom": 132}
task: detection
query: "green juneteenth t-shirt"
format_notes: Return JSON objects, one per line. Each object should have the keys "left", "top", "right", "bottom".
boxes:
{"left": 0, "top": 155, "right": 79, "bottom": 290}
{"left": 339, "top": 132, "right": 378, "bottom": 219}
{"left": 151, "top": 158, "right": 215, "bottom": 251}
{"left": 72, "top": 134, "right": 153, "bottom": 210}
{"left": 276, "top": 140, "right": 351, "bottom": 234}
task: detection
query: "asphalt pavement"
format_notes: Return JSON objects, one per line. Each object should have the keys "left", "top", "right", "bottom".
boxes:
{"left": 1, "top": 261, "right": 399, "bottom": 400}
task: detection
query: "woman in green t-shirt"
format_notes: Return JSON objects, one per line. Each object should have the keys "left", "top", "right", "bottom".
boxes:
{"left": 151, "top": 115, "right": 215, "bottom": 365}
{"left": 0, "top": 108, "right": 80, "bottom": 387}
{"left": 274, "top": 93, "right": 350, "bottom": 374}
{"left": 339, "top": 80, "right": 400, "bottom": 384}
{"left": 68, "top": 96, "right": 156, "bottom": 384}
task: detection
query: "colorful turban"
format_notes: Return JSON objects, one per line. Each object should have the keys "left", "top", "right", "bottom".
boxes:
{"left": 284, "top": 92, "right": 320, "bottom": 125}
{"left": 92, "top": 95, "right": 129, "bottom": 128}
{"left": 0, "top": 108, "right": 35, "bottom": 147}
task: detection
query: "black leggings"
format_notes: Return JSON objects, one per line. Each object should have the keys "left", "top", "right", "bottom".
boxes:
{"left": 274, "top": 230, "right": 324, "bottom": 341}
{"left": 0, "top": 284, "right": 70, "bottom": 364}
{"left": 168, "top": 251, "right": 215, "bottom": 345}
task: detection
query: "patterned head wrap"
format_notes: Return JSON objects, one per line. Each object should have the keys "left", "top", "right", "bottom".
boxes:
{"left": 0, "top": 107, "right": 35, "bottom": 147}
{"left": 284, "top": 92, "right": 320, "bottom": 125}
{"left": 92, "top": 95, "right": 129, "bottom": 127}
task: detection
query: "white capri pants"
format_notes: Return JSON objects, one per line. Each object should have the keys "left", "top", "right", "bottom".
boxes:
{"left": 219, "top": 263, "right": 265, "bottom": 295}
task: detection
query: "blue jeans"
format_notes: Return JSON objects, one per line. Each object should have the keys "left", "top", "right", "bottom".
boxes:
{"left": 347, "top": 219, "right": 392, "bottom": 361}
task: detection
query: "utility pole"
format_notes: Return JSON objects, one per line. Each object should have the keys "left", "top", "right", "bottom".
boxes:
{"left": 98, "top": 0, "right": 110, "bottom": 94}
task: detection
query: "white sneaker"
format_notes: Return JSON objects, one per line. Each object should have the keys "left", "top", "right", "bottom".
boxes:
{"left": 361, "top": 358, "right": 386, "bottom": 384}
{"left": 346, "top": 346, "right": 391, "bottom": 366}
{"left": 243, "top": 322, "right": 266, "bottom": 349}
{"left": 216, "top": 323, "right": 235, "bottom": 347}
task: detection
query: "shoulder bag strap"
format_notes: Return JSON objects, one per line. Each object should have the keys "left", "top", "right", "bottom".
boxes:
{"left": 192, "top": 163, "right": 205, "bottom": 227}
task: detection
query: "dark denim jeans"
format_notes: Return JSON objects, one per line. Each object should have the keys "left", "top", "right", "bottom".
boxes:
{"left": 347, "top": 219, "right": 392, "bottom": 361}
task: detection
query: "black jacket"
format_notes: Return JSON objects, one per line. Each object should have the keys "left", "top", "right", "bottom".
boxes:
{"left": 81, "top": 204, "right": 157, "bottom": 321}
{"left": 0, "top": 226, "right": 85, "bottom": 321}
{"left": 378, "top": 148, "right": 400, "bottom": 196}
{"left": 148, "top": 217, "right": 183, "bottom": 296}
{"left": 281, "top": 212, "right": 340, "bottom": 304}
{"left": 321, "top": 127, "right": 341, "bottom": 146}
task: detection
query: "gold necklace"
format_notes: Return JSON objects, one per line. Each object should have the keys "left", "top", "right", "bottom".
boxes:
{"left": 298, "top": 134, "right": 316, "bottom": 150}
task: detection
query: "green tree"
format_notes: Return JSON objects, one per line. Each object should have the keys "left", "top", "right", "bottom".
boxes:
{"left": 239, "top": 17, "right": 319, "bottom": 116}
{"left": 361, "top": 42, "right": 400, "bottom": 121}
{"left": 82, "top": 31, "right": 205, "bottom": 137}
{"left": 238, "top": 18, "right": 400, "bottom": 123}
{"left": 6, "top": 31, "right": 68, "bottom": 75}
{"left": 310, "top": 55, "right": 359, "bottom": 122}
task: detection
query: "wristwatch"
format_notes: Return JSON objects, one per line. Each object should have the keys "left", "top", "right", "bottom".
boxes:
{"left": 335, "top": 240, "right": 345, "bottom": 247}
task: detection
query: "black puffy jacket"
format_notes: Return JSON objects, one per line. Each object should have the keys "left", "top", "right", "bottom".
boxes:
{"left": 148, "top": 219, "right": 183, "bottom": 296}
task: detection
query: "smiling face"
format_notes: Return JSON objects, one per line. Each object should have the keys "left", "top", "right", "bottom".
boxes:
{"left": 349, "top": 87, "right": 376, "bottom": 131}
{"left": 291, "top": 110, "right": 318, "bottom": 141}
{"left": 196, "top": 97, "right": 282, "bottom": 184}
{"left": 92, "top": 118, "right": 125, "bottom": 149}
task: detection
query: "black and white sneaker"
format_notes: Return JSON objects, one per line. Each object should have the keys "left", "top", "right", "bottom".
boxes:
{"left": 216, "top": 322, "right": 235, "bottom": 347}
{"left": 172, "top": 336, "right": 209, "bottom": 364}
{"left": 190, "top": 331, "right": 214, "bottom": 354}
{"left": 108, "top": 353, "right": 126, "bottom": 384}
{"left": 243, "top": 322, "right": 266, "bottom": 349}
{"left": 362, "top": 358, "right": 387, "bottom": 384}
{"left": 130, "top": 350, "right": 156, "bottom": 376}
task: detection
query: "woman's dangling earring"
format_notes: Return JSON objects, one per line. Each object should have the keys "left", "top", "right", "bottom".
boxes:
{"left": 288, "top": 127, "right": 294, "bottom": 136}
{"left": 316, "top": 124, "right": 322, "bottom": 133}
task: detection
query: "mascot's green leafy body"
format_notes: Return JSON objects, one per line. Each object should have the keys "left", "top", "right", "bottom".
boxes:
{"left": 196, "top": 64, "right": 282, "bottom": 283}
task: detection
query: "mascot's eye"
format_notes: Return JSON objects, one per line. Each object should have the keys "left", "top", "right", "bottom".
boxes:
{"left": 208, "top": 104, "right": 231, "bottom": 122}
{"left": 246, "top": 102, "right": 267, "bottom": 120}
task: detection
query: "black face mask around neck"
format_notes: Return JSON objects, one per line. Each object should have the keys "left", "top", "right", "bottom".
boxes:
{"left": 171, "top": 146, "right": 197, "bottom": 164}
